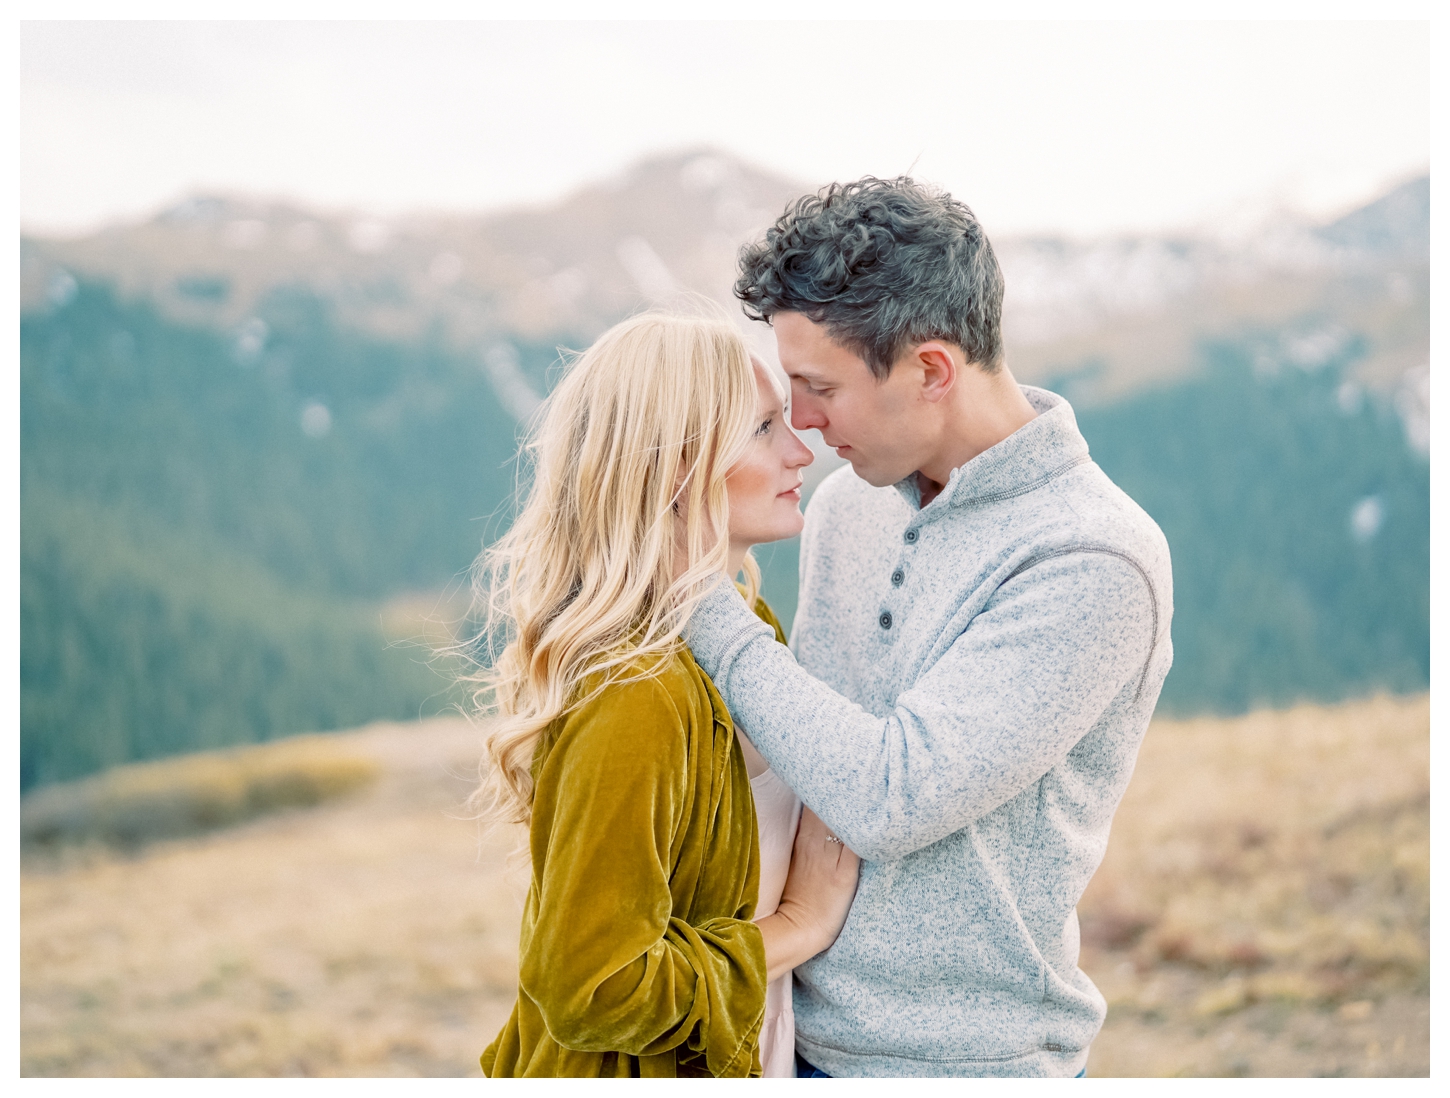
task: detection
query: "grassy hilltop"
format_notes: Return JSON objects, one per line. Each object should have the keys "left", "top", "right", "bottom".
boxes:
{"left": 20, "top": 694, "right": 1428, "bottom": 1077}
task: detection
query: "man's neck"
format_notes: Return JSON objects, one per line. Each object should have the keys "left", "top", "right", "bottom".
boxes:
{"left": 914, "top": 366, "right": 1038, "bottom": 507}
{"left": 915, "top": 470, "right": 948, "bottom": 508}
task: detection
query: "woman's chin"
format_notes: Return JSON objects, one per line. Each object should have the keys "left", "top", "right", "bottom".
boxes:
{"left": 763, "top": 514, "right": 806, "bottom": 545}
{"left": 733, "top": 524, "right": 805, "bottom": 552}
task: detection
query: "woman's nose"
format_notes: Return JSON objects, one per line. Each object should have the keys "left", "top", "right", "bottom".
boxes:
{"left": 785, "top": 428, "right": 814, "bottom": 469}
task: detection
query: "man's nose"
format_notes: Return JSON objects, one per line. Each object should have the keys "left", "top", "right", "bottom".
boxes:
{"left": 791, "top": 392, "right": 826, "bottom": 432}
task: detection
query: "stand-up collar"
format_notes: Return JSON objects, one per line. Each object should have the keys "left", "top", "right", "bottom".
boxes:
{"left": 894, "top": 386, "right": 1091, "bottom": 514}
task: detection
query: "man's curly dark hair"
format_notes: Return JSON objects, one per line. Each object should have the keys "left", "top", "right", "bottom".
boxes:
{"left": 735, "top": 176, "right": 1005, "bottom": 378}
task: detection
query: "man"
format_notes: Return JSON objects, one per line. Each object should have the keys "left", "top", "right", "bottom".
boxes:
{"left": 685, "top": 177, "right": 1173, "bottom": 1078}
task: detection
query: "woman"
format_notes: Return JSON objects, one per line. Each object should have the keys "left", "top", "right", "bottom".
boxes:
{"left": 465, "top": 312, "right": 860, "bottom": 1078}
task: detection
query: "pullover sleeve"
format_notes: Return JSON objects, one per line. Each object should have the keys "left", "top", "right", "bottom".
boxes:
{"left": 686, "top": 552, "right": 1159, "bottom": 861}
{"left": 519, "top": 672, "right": 766, "bottom": 1077}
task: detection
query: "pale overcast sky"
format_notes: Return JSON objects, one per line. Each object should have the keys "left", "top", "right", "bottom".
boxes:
{"left": 19, "top": 19, "right": 1431, "bottom": 239}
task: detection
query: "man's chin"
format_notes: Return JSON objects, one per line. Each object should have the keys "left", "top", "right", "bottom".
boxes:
{"left": 848, "top": 457, "right": 903, "bottom": 489}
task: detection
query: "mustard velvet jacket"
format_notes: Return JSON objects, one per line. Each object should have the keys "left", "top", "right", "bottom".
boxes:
{"left": 480, "top": 599, "right": 788, "bottom": 1078}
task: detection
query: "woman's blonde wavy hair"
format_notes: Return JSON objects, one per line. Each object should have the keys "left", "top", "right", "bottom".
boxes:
{"left": 462, "top": 310, "right": 761, "bottom": 828}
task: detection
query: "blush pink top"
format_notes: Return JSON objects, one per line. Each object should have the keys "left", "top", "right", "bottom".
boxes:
{"left": 750, "top": 766, "right": 804, "bottom": 1078}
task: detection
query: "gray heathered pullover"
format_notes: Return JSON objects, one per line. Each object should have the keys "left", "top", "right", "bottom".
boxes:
{"left": 685, "top": 386, "right": 1173, "bottom": 1077}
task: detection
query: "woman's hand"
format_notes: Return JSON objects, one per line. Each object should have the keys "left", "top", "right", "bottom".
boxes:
{"left": 757, "top": 807, "right": 861, "bottom": 983}
{"left": 780, "top": 807, "right": 860, "bottom": 945}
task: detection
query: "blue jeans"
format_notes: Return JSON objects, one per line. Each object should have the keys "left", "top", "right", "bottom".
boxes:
{"left": 795, "top": 1053, "right": 831, "bottom": 1078}
{"left": 795, "top": 1053, "right": 1087, "bottom": 1078}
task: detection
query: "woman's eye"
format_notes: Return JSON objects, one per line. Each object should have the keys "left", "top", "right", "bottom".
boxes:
{"left": 755, "top": 417, "right": 773, "bottom": 437}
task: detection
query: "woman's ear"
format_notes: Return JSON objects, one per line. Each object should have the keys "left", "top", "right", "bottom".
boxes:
{"left": 671, "top": 456, "right": 689, "bottom": 512}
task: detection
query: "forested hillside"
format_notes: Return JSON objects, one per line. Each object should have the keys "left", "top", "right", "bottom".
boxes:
{"left": 1078, "top": 346, "right": 1426, "bottom": 712}
{"left": 20, "top": 283, "right": 535, "bottom": 787}
{"left": 19, "top": 161, "right": 1429, "bottom": 789}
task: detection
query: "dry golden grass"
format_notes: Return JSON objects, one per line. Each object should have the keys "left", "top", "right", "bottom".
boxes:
{"left": 21, "top": 736, "right": 381, "bottom": 848}
{"left": 1079, "top": 693, "right": 1429, "bottom": 1077}
{"left": 20, "top": 694, "right": 1428, "bottom": 1077}
{"left": 21, "top": 720, "right": 523, "bottom": 1077}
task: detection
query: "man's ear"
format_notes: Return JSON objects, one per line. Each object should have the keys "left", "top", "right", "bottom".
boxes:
{"left": 915, "top": 342, "right": 958, "bottom": 404}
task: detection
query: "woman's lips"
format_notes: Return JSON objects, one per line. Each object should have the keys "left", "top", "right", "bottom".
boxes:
{"left": 778, "top": 482, "right": 803, "bottom": 499}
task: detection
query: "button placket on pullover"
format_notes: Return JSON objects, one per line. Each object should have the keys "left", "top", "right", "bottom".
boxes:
{"left": 881, "top": 524, "right": 922, "bottom": 639}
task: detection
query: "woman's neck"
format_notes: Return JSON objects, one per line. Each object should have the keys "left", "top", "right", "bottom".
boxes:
{"left": 727, "top": 543, "right": 749, "bottom": 586}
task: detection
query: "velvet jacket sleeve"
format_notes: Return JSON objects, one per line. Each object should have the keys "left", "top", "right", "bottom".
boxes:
{"left": 514, "top": 661, "right": 766, "bottom": 1077}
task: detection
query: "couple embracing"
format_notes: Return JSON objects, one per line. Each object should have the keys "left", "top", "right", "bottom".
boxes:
{"left": 468, "top": 177, "right": 1173, "bottom": 1078}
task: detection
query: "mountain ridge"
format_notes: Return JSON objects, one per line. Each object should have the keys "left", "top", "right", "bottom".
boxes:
{"left": 19, "top": 153, "right": 1429, "bottom": 789}
{"left": 21, "top": 152, "right": 1429, "bottom": 411}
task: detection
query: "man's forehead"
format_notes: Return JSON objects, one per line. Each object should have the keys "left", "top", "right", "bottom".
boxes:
{"left": 781, "top": 356, "right": 857, "bottom": 383}
{"left": 775, "top": 315, "right": 868, "bottom": 375}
